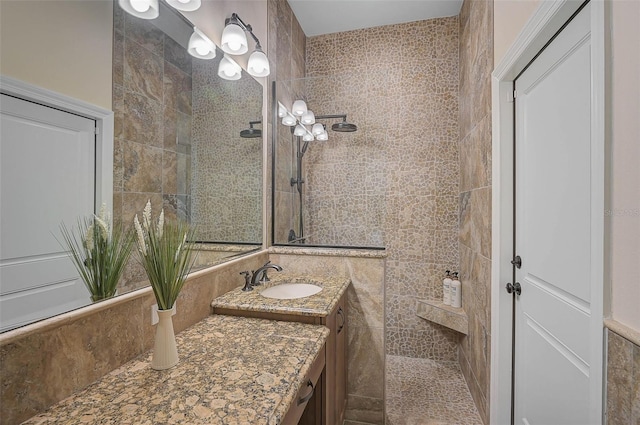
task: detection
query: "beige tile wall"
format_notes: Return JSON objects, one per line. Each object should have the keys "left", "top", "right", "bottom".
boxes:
{"left": 457, "top": 0, "right": 493, "bottom": 423}
{"left": 113, "top": 6, "right": 193, "bottom": 292}
{"left": 304, "top": 19, "right": 461, "bottom": 358}
{"left": 191, "top": 55, "right": 263, "bottom": 243}
{"left": 606, "top": 329, "right": 640, "bottom": 424}
{"left": 269, "top": 251, "right": 386, "bottom": 424}
{"left": 0, "top": 253, "right": 268, "bottom": 424}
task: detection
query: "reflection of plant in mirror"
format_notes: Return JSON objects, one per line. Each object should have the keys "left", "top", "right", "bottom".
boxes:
{"left": 60, "top": 205, "right": 134, "bottom": 302}
{"left": 134, "top": 201, "right": 197, "bottom": 311}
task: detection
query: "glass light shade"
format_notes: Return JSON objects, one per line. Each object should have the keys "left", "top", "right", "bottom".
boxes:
{"left": 166, "top": 0, "right": 201, "bottom": 11}
{"left": 282, "top": 114, "right": 297, "bottom": 126}
{"left": 118, "top": 0, "right": 158, "bottom": 19}
{"left": 247, "top": 49, "right": 270, "bottom": 77}
{"left": 188, "top": 28, "right": 216, "bottom": 59}
{"left": 294, "top": 125, "right": 307, "bottom": 137}
{"left": 301, "top": 110, "right": 315, "bottom": 125}
{"left": 278, "top": 102, "right": 288, "bottom": 118}
{"left": 218, "top": 55, "right": 242, "bottom": 80}
{"left": 221, "top": 23, "right": 248, "bottom": 55}
{"left": 302, "top": 133, "right": 314, "bottom": 142}
{"left": 317, "top": 130, "right": 329, "bottom": 141}
{"left": 292, "top": 100, "right": 307, "bottom": 117}
{"left": 311, "top": 123, "right": 324, "bottom": 136}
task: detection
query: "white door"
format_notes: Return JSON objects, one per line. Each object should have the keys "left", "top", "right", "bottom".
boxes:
{"left": 514, "top": 3, "right": 602, "bottom": 423}
{"left": 0, "top": 94, "right": 96, "bottom": 332}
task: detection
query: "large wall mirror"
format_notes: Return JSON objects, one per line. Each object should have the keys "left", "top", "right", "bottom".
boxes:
{"left": 0, "top": 1, "right": 263, "bottom": 332}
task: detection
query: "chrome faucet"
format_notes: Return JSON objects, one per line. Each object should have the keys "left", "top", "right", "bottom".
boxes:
{"left": 251, "top": 262, "right": 283, "bottom": 286}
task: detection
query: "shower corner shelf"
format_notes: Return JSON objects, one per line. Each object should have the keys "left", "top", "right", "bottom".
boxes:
{"left": 416, "top": 299, "right": 468, "bottom": 335}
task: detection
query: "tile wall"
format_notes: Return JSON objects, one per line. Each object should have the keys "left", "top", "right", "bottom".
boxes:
{"left": 191, "top": 55, "right": 263, "bottom": 243}
{"left": 112, "top": 7, "right": 193, "bottom": 292}
{"left": 268, "top": 250, "right": 386, "bottom": 424}
{"left": 606, "top": 329, "right": 640, "bottom": 424}
{"left": 305, "top": 19, "right": 460, "bottom": 357}
{"left": 457, "top": 0, "right": 494, "bottom": 423}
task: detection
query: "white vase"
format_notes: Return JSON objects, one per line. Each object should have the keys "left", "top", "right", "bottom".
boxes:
{"left": 151, "top": 309, "right": 178, "bottom": 370}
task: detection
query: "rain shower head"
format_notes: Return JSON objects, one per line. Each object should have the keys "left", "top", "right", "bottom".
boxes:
{"left": 315, "top": 114, "right": 358, "bottom": 133}
{"left": 331, "top": 120, "right": 357, "bottom": 132}
{"left": 240, "top": 120, "right": 262, "bottom": 138}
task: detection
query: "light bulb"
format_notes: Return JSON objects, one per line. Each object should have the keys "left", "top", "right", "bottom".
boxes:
{"left": 303, "top": 133, "right": 314, "bottom": 142}
{"left": 195, "top": 43, "right": 209, "bottom": 56}
{"left": 167, "top": 0, "right": 201, "bottom": 11}
{"left": 178, "top": 0, "right": 188, "bottom": 3}
{"left": 218, "top": 55, "right": 241, "bottom": 80}
{"left": 131, "top": 0, "right": 150, "bottom": 12}
{"left": 248, "top": 49, "right": 270, "bottom": 77}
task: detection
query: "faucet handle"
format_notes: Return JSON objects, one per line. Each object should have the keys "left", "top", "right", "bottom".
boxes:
{"left": 260, "top": 261, "right": 272, "bottom": 283}
{"left": 240, "top": 271, "right": 253, "bottom": 291}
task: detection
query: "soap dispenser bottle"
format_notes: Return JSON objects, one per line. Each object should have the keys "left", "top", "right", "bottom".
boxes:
{"left": 443, "top": 270, "right": 452, "bottom": 305}
{"left": 450, "top": 272, "right": 462, "bottom": 308}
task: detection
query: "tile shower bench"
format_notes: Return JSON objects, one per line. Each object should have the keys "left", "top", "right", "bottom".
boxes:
{"left": 22, "top": 315, "right": 328, "bottom": 425}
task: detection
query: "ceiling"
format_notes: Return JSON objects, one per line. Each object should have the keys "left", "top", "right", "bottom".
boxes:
{"left": 287, "top": 0, "right": 464, "bottom": 36}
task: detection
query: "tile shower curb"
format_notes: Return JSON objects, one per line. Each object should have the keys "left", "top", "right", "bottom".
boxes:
{"left": 269, "top": 246, "right": 387, "bottom": 259}
{"left": 604, "top": 318, "right": 640, "bottom": 346}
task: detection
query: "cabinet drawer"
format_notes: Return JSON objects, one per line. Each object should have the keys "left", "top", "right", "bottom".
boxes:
{"left": 281, "top": 347, "right": 325, "bottom": 425}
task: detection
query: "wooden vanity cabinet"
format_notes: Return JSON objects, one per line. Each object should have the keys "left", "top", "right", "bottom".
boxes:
{"left": 212, "top": 290, "right": 348, "bottom": 425}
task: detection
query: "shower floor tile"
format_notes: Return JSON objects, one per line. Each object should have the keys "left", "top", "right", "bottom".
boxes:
{"left": 385, "top": 355, "right": 483, "bottom": 425}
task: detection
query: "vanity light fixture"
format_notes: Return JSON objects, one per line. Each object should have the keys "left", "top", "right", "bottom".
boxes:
{"left": 302, "top": 133, "right": 314, "bottom": 142}
{"left": 118, "top": 2, "right": 271, "bottom": 78}
{"left": 247, "top": 46, "right": 270, "bottom": 77}
{"left": 166, "top": 0, "right": 201, "bottom": 12}
{"left": 118, "top": 0, "right": 159, "bottom": 19}
{"left": 221, "top": 14, "right": 248, "bottom": 55}
{"left": 188, "top": 27, "right": 216, "bottom": 59}
{"left": 278, "top": 102, "right": 288, "bottom": 118}
{"left": 218, "top": 55, "right": 242, "bottom": 80}
{"left": 316, "top": 130, "right": 329, "bottom": 141}
{"left": 279, "top": 101, "right": 358, "bottom": 142}
{"left": 221, "top": 13, "right": 270, "bottom": 77}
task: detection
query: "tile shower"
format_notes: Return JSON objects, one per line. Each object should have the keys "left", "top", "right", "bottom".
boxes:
{"left": 269, "top": 0, "right": 496, "bottom": 422}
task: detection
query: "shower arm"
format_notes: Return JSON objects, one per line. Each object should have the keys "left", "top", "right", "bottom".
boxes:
{"left": 315, "top": 114, "right": 348, "bottom": 121}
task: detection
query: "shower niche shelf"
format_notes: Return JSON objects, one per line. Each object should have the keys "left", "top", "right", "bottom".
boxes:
{"left": 416, "top": 299, "right": 468, "bottom": 335}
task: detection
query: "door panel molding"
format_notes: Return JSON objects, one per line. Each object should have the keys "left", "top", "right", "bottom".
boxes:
{"left": 491, "top": 1, "right": 607, "bottom": 423}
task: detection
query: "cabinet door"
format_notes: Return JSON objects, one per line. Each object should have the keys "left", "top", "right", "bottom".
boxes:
{"left": 335, "top": 296, "right": 347, "bottom": 424}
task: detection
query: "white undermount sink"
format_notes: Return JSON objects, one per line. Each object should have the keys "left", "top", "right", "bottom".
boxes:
{"left": 260, "top": 283, "right": 322, "bottom": 300}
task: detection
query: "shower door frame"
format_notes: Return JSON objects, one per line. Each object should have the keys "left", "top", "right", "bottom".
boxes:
{"left": 489, "top": 1, "right": 607, "bottom": 423}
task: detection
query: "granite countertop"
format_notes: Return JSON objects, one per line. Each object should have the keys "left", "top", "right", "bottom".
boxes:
{"left": 211, "top": 273, "right": 351, "bottom": 317}
{"left": 23, "top": 315, "right": 329, "bottom": 425}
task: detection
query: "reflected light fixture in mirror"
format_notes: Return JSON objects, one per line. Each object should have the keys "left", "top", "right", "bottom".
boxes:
{"left": 166, "top": 0, "right": 201, "bottom": 12}
{"left": 188, "top": 27, "right": 216, "bottom": 59}
{"left": 218, "top": 55, "right": 242, "bottom": 80}
{"left": 118, "top": 0, "right": 159, "bottom": 19}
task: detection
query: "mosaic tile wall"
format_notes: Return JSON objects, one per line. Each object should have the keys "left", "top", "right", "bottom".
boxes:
{"left": 606, "top": 329, "right": 640, "bottom": 425}
{"left": 457, "top": 0, "right": 494, "bottom": 423}
{"left": 305, "top": 19, "right": 460, "bottom": 355}
{"left": 190, "top": 54, "right": 263, "bottom": 244}
{"left": 112, "top": 7, "right": 193, "bottom": 292}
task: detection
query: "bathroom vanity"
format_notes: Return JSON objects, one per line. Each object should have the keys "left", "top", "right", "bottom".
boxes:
{"left": 22, "top": 315, "right": 328, "bottom": 425}
{"left": 211, "top": 274, "right": 351, "bottom": 425}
